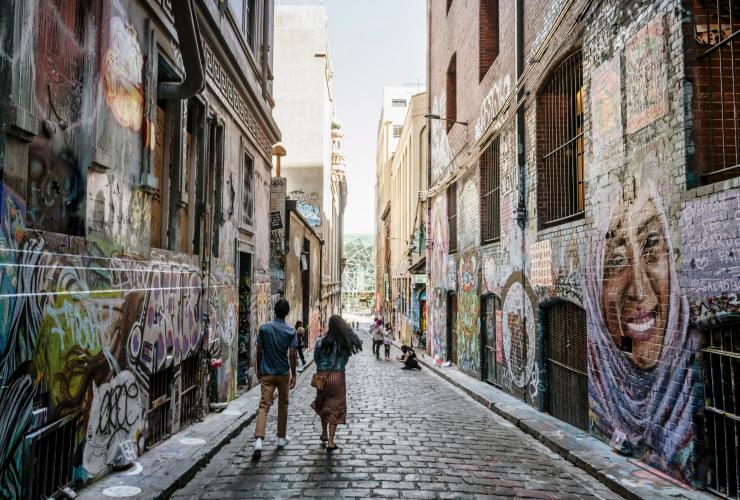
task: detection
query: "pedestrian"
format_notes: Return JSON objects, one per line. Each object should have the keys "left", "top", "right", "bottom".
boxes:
{"left": 311, "top": 315, "right": 362, "bottom": 451}
{"left": 372, "top": 320, "right": 384, "bottom": 359}
{"left": 383, "top": 327, "right": 393, "bottom": 359}
{"left": 252, "top": 298, "right": 298, "bottom": 460}
{"left": 294, "top": 321, "right": 307, "bottom": 366}
{"left": 398, "top": 345, "right": 422, "bottom": 370}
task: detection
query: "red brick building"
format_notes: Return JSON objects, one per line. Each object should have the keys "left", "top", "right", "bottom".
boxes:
{"left": 426, "top": 0, "right": 739, "bottom": 492}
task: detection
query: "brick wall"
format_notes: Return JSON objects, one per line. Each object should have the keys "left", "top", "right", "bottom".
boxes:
{"left": 428, "top": 0, "right": 740, "bottom": 488}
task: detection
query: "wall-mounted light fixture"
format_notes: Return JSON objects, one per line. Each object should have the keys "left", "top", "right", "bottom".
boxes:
{"left": 425, "top": 114, "right": 469, "bottom": 127}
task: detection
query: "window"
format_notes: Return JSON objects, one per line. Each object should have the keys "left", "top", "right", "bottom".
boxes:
{"left": 393, "top": 125, "right": 403, "bottom": 138}
{"left": 26, "top": 0, "right": 88, "bottom": 236}
{"left": 242, "top": 152, "right": 255, "bottom": 226}
{"left": 230, "top": 0, "right": 257, "bottom": 50}
{"left": 180, "top": 99, "right": 205, "bottom": 254}
{"left": 446, "top": 54, "right": 457, "bottom": 133}
{"left": 479, "top": 0, "right": 499, "bottom": 81}
{"left": 208, "top": 118, "right": 225, "bottom": 257}
{"left": 447, "top": 183, "right": 458, "bottom": 253}
{"left": 392, "top": 99, "right": 407, "bottom": 108}
{"left": 447, "top": 0, "right": 453, "bottom": 14}
{"left": 537, "top": 50, "right": 584, "bottom": 228}
{"left": 245, "top": 0, "right": 257, "bottom": 49}
{"left": 689, "top": 0, "right": 740, "bottom": 186}
{"left": 480, "top": 136, "right": 501, "bottom": 243}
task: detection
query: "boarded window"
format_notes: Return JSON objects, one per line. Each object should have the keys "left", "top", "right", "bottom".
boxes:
{"left": 243, "top": 152, "right": 255, "bottom": 226}
{"left": 447, "top": 183, "right": 458, "bottom": 253}
{"left": 479, "top": 0, "right": 499, "bottom": 81}
{"left": 446, "top": 54, "right": 457, "bottom": 133}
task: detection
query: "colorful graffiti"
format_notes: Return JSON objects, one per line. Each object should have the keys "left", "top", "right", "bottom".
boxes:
{"left": 501, "top": 279, "right": 536, "bottom": 393}
{"left": 456, "top": 252, "right": 480, "bottom": 375}
{"left": 586, "top": 185, "right": 701, "bottom": 483}
{"left": 428, "top": 195, "right": 449, "bottom": 360}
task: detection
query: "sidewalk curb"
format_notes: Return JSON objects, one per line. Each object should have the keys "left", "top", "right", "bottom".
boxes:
{"left": 78, "top": 354, "right": 315, "bottom": 500}
{"left": 377, "top": 332, "right": 708, "bottom": 500}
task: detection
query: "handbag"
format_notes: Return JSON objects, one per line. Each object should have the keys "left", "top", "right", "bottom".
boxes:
{"left": 311, "top": 343, "right": 338, "bottom": 391}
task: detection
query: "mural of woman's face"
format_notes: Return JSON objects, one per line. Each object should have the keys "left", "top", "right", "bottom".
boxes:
{"left": 602, "top": 195, "right": 670, "bottom": 370}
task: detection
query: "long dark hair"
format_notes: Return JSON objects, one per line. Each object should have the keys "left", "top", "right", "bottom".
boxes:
{"left": 322, "top": 315, "right": 362, "bottom": 356}
{"left": 294, "top": 320, "right": 303, "bottom": 329}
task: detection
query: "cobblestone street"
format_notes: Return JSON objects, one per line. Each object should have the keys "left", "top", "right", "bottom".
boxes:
{"left": 173, "top": 332, "right": 621, "bottom": 499}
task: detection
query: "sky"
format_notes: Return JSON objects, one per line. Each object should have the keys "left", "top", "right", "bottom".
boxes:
{"left": 323, "top": 0, "right": 426, "bottom": 235}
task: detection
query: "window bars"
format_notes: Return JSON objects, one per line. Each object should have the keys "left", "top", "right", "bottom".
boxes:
{"left": 447, "top": 183, "right": 458, "bottom": 253}
{"left": 480, "top": 136, "right": 501, "bottom": 244}
{"left": 702, "top": 322, "right": 740, "bottom": 499}
{"left": 693, "top": 0, "right": 740, "bottom": 184}
{"left": 537, "top": 50, "right": 585, "bottom": 227}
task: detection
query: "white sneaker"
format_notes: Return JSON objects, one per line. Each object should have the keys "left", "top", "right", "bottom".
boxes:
{"left": 277, "top": 436, "right": 290, "bottom": 448}
{"left": 252, "top": 438, "right": 263, "bottom": 460}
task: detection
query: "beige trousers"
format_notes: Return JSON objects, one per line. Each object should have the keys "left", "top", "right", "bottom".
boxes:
{"left": 254, "top": 374, "right": 290, "bottom": 438}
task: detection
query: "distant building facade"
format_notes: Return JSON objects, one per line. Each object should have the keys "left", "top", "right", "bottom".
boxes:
{"left": 343, "top": 234, "right": 376, "bottom": 315}
{"left": 273, "top": 2, "right": 346, "bottom": 330}
{"left": 375, "top": 86, "right": 425, "bottom": 325}
{"left": 428, "top": 0, "right": 740, "bottom": 492}
{"left": 388, "top": 92, "right": 428, "bottom": 346}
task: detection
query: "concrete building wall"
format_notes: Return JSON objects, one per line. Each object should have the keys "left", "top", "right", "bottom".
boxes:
{"left": 375, "top": 86, "right": 426, "bottom": 323}
{"left": 0, "top": 0, "right": 279, "bottom": 496}
{"left": 273, "top": 3, "right": 344, "bottom": 331}
{"left": 428, "top": 0, "right": 740, "bottom": 488}
{"left": 273, "top": 4, "right": 333, "bottom": 233}
{"left": 389, "top": 92, "right": 428, "bottom": 345}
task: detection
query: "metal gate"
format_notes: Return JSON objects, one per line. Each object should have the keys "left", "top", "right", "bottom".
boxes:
{"left": 146, "top": 366, "right": 173, "bottom": 449}
{"left": 447, "top": 292, "right": 458, "bottom": 363}
{"left": 180, "top": 354, "right": 201, "bottom": 429}
{"left": 545, "top": 302, "right": 588, "bottom": 431}
{"left": 24, "top": 411, "right": 81, "bottom": 499}
{"left": 703, "top": 322, "right": 739, "bottom": 499}
{"left": 482, "top": 295, "right": 503, "bottom": 386}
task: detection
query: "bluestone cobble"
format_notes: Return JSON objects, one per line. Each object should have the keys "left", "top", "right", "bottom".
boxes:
{"left": 172, "top": 340, "right": 621, "bottom": 499}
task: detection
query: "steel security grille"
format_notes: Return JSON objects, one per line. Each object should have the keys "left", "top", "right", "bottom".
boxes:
{"left": 702, "top": 322, "right": 740, "bottom": 499}
{"left": 692, "top": 1, "right": 740, "bottom": 184}
{"left": 25, "top": 412, "right": 80, "bottom": 499}
{"left": 537, "top": 50, "right": 585, "bottom": 227}
{"left": 482, "top": 295, "right": 504, "bottom": 386}
{"left": 146, "top": 366, "right": 173, "bottom": 449}
{"left": 180, "top": 355, "right": 201, "bottom": 429}
{"left": 546, "top": 302, "right": 588, "bottom": 431}
{"left": 448, "top": 183, "right": 458, "bottom": 253}
{"left": 480, "top": 136, "right": 501, "bottom": 243}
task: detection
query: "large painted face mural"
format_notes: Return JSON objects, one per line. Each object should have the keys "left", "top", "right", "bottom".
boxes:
{"left": 586, "top": 184, "right": 699, "bottom": 482}
{"left": 601, "top": 193, "right": 670, "bottom": 369}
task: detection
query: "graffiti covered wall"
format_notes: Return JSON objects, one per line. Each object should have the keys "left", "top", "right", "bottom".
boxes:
{"left": 0, "top": 0, "right": 276, "bottom": 496}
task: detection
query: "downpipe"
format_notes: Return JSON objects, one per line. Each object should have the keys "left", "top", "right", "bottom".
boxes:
{"left": 158, "top": 0, "right": 206, "bottom": 100}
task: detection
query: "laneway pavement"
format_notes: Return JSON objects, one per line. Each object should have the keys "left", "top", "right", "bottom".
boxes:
{"left": 173, "top": 334, "right": 621, "bottom": 499}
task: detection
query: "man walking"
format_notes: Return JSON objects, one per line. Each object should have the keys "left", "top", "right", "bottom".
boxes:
{"left": 253, "top": 298, "right": 298, "bottom": 460}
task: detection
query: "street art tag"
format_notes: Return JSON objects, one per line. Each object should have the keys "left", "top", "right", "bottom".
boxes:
{"left": 83, "top": 370, "right": 142, "bottom": 476}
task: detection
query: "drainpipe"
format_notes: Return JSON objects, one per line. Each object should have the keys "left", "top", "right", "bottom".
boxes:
{"left": 515, "top": 0, "right": 529, "bottom": 377}
{"left": 261, "top": 0, "right": 271, "bottom": 99}
{"left": 158, "top": 0, "right": 205, "bottom": 100}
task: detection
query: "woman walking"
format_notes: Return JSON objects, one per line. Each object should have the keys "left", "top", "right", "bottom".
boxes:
{"left": 294, "top": 320, "right": 307, "bottom": 367}
{"left": 311, "top": 315, "right": 362, "bottom": 451}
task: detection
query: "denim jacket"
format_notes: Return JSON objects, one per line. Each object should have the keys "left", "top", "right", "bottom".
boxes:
{"left": 314, "top": 336, "right": 350, "bottom": 372}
